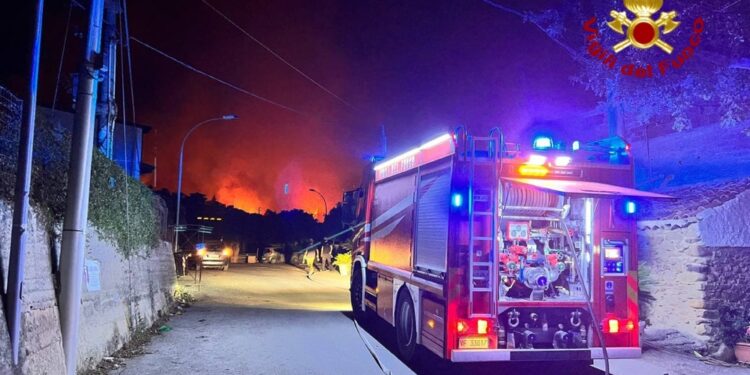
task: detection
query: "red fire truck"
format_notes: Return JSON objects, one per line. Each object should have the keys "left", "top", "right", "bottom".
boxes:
{"left": 347, "top": 129, "right": 670, "bottom": 365}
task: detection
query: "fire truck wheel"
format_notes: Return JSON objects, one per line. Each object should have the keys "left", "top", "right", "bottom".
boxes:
{"left": 395, "top": 290, "right": 417, "bottom": 361}
{"left": 350, "top": 266, "right": 369, "bottom": 324}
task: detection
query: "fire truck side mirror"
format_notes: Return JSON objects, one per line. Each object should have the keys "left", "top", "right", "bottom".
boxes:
{"left": 341, "top": 188, "right": 363, "bottom": 225}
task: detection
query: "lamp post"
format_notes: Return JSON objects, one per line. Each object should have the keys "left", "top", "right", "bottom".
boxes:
{"left": 173, "top": 114, "right": 237, "bottom": 253}
{"left": 308, "top": 188, "right": 328, "bottom": 221}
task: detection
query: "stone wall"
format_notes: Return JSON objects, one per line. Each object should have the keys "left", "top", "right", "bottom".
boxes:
{"left": 637, "top": 218, "right": 708, "bottom": 343}
{"left": 698, "top": 189, "right": 750, "bottom": 347}
{"left": 637, "top": 181, "right": 750, "bottom": 352}
{"left": 0, "top": 201, "right": 175, "bottom": 374}
{"left": 703, "top": 247, "right": 750, "bottom": 346}
{"left": 0, "top": 204, "right": 66, "bottom": 374}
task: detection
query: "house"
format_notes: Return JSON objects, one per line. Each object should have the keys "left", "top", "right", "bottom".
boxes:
{"left": 37, "top": 106, "right": 153, "bottom": 179}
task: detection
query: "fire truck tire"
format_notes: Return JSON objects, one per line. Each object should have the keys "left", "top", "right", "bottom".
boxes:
{"left": 350, "top": 266, "right": 369, "bottom": 324}
{"left": 395, "top": 289, "right": 417, "bottom": 361}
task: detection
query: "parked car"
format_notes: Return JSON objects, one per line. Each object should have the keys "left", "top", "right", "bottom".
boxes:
{"left": 196, "top": 245, "right": 232, "bottom": 271}
{"left": 261, "top": 247, "right": 285, "bottom": 264}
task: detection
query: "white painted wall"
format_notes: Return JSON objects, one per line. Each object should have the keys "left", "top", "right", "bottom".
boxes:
{"left": 698, "top": 190, "right": 750, "bottom": 247}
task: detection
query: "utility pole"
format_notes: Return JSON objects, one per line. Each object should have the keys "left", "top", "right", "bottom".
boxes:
{"left": 58, "top": 0, "right": 104, "bottom": 374}
{"left": 4, "top": 0, "right": 44, "bottom": 366}
{"left": 153, "top": 129, "right": 158, "bottom": 187}
{"left": 96, "top": 1, "right": 120, "bottom": 158}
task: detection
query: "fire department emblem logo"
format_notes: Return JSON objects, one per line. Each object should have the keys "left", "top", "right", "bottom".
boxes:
{"left": 607, "top": 0, "right": 680, "bottom": 54}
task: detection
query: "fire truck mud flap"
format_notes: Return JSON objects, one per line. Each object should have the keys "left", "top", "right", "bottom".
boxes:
{"left": 451, "top": 347, "right": 640, "bottom": 362}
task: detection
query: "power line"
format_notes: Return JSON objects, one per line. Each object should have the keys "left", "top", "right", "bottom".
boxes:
{"left": 51, "top": 0, "right": 74, "bottom": 111}
{"left": 129, "top": 36, "right": 307, "bottom": 116}
{"left": 200, "top": 0, "right": 356, "bottom": 110}
{"left": 482, "top": 0, "right": 580, "bottom": 60}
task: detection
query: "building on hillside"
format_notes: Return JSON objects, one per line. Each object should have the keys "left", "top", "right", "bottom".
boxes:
{"left": 37, "top": 106, "right": 153, "bottom": 179}
{"left": 638, "top": 178, "right": 750, "bottom": 353}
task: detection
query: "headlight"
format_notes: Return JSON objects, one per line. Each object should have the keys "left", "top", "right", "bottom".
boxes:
{"left": 197, "top": 249, "right": 207, "bottom": 257}
{"left": 222, "top": 248, "right": 232, "bottom": 257}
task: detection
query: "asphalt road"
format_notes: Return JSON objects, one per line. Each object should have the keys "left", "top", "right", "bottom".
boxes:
{"left": 115, "top": 264, "right": 745, "bottom": 375}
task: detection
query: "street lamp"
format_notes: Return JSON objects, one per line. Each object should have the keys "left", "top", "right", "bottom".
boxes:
{"left": 173, "top": 114, "right": 238, "bottom": 253}
{"left": 308, "top": 188, "right": 328, "bottom": 221}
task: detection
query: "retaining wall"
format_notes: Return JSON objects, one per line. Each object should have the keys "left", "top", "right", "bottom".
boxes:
{"left": 0, "top": 201, "right": 175, "bottom": 373}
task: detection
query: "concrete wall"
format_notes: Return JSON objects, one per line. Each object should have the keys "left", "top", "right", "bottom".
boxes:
{"left": 77, "top": 227, "right": 175, "bottom": 370}
{"left": 0, "top": 201, "right": 175, "bottom": 374}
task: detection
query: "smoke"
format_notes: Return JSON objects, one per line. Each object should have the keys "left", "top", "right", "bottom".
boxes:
{"left": 129, "top": 0, "right": 599, "bottom": 219}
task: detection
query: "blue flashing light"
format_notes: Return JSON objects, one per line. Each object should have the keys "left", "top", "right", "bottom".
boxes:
{"left": 625, "top": 200, "right": 637, "bottom": 215}
{"left": 452, "top": 193, "right": 463, "bottom": 208}
{"left": 572, "top": 140, "right": 580, "bottom": 151}
{"left": 533, "top": 136, "right": 553, "bottom": 150}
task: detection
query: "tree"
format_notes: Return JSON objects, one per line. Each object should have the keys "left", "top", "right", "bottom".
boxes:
{"left": 483, "top": 0, "right": 750, "bottom": 136}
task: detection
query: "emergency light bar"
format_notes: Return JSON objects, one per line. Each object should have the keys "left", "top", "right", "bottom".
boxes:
{"left": 374, "top": 133, "right": 455, "bottom": 181}
{"left": 533, "top": 136, "right": 553, "bottom": 150}
{"left": 374, "top": 133, "right": 452, "bottom": 171}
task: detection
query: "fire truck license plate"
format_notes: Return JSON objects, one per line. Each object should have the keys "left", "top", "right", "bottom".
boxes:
{"left": 458, "top": 336, "right": 489, "bottom": 349}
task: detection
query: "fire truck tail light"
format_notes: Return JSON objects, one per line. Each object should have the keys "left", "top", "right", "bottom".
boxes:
{"left": 554, "top": 156, "right": 572, "bottom": 167}
{"left": 477, "top": 319, "right": 488, "bottom": 335}
{"left": 518, "top": 165, "right": 549, "bottom": 177}
{"left": 457, "top": 320, "right": 468, "bottom": 334}
{"left": 607, "top": 319, "right": 620, "bottom": 333}
{"left": 626, "top": 320, "right": 635, "bottom": 332}
{"left": 603, "top": 318, "right": 635, "bottom": 333}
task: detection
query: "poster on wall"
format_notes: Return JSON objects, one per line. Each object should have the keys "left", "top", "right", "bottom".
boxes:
{"left": 85, "top": 259, "right": 101, "bottom": 292}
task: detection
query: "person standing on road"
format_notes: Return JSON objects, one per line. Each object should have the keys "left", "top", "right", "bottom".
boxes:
{"left": 305, "top": 242, "right": 318, "bottom": 279}
{"left": 321, "top": 242, "right": 333, "bottom": 271}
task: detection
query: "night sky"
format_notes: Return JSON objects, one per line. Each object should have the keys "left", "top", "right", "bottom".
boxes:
{"left": 1, "top": 0, "right": 602, "bottom": 215}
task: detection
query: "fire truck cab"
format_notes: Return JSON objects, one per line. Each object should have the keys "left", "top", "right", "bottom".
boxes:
{"left": 348, "top": 130, "right": 670, "bottom": 364}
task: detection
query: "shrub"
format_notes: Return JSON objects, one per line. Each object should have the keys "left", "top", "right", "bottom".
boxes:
{"left": 638, "top": 262, "right": 657, "bottom": 322}
{"left": 89, "top": 152, "right": 160, "bottom": 256}
{"left": 717, "top": 306, "right": 750, "bottom": 346}
{"left": 333, "top": 251, "right": 352, "bottom": 268}
{"left": 1, "top": 110, "right": 159, "bottom": 257}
